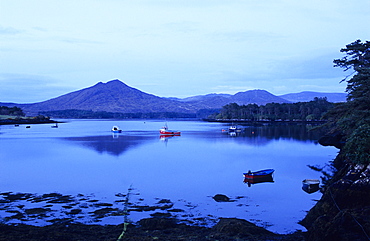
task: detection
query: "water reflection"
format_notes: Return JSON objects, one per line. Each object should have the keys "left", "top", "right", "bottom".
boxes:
{"left": 63, "top": 135, "right": 153, "bottom": 156}
{"left": 222, "top": 124, "right": 325, "bottom": 141}
{"left": 62, "top": 124, "right": 326, "bottom": 156}
{"left": 243, "top": 176, "right": 274, "bottom": 187}
{"left": 0, "top": 120, "right": 339, "bottom": 234}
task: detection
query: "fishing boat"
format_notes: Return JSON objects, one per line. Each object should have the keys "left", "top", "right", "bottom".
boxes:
{"left": 302, "top": 179, "right": 320, "bottom": 194}
{"left": 243, "top": 169, "right": 275, "bottom": 179}
{"left": 111, "top": 126, "right": 122, "bottom": 133}
{"left": 159, "top": 124, "right": 180, "bottom": 136}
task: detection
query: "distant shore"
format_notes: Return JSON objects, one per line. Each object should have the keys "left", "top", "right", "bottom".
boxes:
{"left": 203, "top": 118, "right": 327, "bottom": 124}
{"left": 0, "top": 119, "right": 59, "bottom": 125}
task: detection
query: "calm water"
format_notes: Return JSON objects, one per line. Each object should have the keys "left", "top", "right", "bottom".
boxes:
{"left": 0, "top": 120, "right": 338, "bottom": 233}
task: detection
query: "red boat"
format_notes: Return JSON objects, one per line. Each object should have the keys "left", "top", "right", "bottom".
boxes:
{"left": 243, "top": 169, "right": 274, "bottom": 179}
{"left": 159, "top": 124, "right": 181, "bottom": 136}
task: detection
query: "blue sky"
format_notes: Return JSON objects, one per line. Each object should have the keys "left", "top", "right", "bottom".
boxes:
{"left": 1, "top": 0, "right": 369, "bottom": 103}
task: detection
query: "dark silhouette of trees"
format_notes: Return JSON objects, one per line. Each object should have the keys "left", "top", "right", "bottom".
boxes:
{"left": 0, "top": 106, "right": 25, "bottom": 116}
{"left": 209, "top": 97, "right": 334, "bottom": 121}
{"left": 325, "top": 40, "right": 370, "bottom": 164}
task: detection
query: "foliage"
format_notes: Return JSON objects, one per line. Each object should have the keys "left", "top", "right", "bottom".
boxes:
{"left": 0, "top": 106, "right": 25, "bottom": 117}
{"left": 325, "top": 39, "right": 370, "bottom": 164}
{"left": 209, "top": 97, "right": 334, "bottom": 121}
{"left": 343, "top": 124, "right": 370, "bottom": 164}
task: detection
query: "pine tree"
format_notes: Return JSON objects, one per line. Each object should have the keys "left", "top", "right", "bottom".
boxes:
{"left": 329, "top": 40, "right": 370, "bottom": 164}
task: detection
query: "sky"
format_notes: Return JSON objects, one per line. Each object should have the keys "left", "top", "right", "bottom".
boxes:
{"left": 1, "top": 0, "right": 369, "bottom": 103}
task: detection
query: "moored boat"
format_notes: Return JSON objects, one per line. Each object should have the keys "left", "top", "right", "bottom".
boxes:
{"left": 302, "top": 179, "right": 320, "bottom": 194}
{"left": 159, "top": 124, "right": 180, "bottom": 136}
{"left": 229, "top": 125, "right": 241, "bottom": 133}
{"left": 243, "top": 169, "right": 275, "bottom": 179}
{"left": 222, "top": 125, "right": 242, "bottom": 136}
{"left": 111, "top": 126, "right": 122, "bottom": 133}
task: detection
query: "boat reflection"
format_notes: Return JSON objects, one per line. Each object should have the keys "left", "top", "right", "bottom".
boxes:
{"left": 302, "top": 179, "right": 320, "bottom": 194}
{"left": 160, "top": 134, "right": 177, "bottom": 140}
{"left": 243, "top": 175, "right": 274, "bottom": 187}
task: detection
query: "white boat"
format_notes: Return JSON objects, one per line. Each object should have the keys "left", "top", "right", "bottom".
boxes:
{"left": 222, "top": 125, "right": 242, "bottom": 136}
{"left": 111, "top": 126, "right": 122, "bottom": 133}
{"left": 302, "top": 179, "right": 320, "bottom": 193}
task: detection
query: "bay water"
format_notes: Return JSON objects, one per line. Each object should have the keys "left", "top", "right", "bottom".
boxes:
{"left": 0, "top": 120, "right": 338, "bottom": 233}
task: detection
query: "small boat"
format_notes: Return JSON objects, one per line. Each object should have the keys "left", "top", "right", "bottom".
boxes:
{"left": 243, "top": 169, "right": 275, "bottom": 179}
{"left": 159, "top": 124, "right": 180, "bottom": 136}
{"left": 229, "top": 125, "right": 241, "bottom": 133}
{"left": 111, "top": 126, "right": 122, "bottom": 133}
{"left": 51, "top": 123, "right": 58, "bottom": 128}
{"left": 222, "top": 125, "right": 242, "bottom": 136}
{"left": 302, "top": 179, "right": 320, "bottom": 194}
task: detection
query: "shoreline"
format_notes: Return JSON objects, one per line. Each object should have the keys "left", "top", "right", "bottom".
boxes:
{"left": 203, "top": 118, "right": 327, "bottom": 124}
{"left": 0, "top": 119, "right": 60, "bottom": 126}
{"left": 0, "top": 218, "right": 306, "bottom": 241}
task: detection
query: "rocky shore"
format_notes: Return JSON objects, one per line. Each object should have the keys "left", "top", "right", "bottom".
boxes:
{"left": 300, "top": 153, "right": 370, "bottom": 241}
{"left": 0, "top": 118, "right": 59, "bottom": 125}
{"left": 0, "top": 218, "right": 305, "bottom": 241}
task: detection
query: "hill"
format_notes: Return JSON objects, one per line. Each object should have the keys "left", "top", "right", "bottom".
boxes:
{"left": 0, "top": 80, "right": 346, "bottom": 116}
{"left": 279, "top": 91, "right": 346, "bottom": 103}
{"left": 178, "top": 90, "right": 289, "bottom": 109}
{"left": 20, "top": 80, "right": 197, "bottom": 115}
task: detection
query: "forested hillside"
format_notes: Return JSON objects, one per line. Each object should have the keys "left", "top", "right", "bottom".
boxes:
{"left": 208, "top": 97, "right": 334, "bottom": 121}
{"left": 0, "top": 106, "right": 25, "bottom": 117}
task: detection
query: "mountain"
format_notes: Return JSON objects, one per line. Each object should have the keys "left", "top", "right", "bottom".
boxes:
{"left": 279, "top": 91, "right": 347, "bottom": 103}
{"left": 232, "top": 90, "right": 289, "bottom": 105}
{"left": 180, "top": 93, "right": 232, "bottom": 102}
{"left": 178, "top": 90, "right": 289, "bottom": 109}
{"left": 1, "top": 80, "right": 346, "bottom": 116}
{"left": 21, "top": 80, "right": 197, "bottom": 114}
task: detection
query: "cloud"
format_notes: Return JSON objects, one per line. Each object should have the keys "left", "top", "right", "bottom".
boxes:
{"left": 0, "top": 26, "right": 23, "bottom": 35}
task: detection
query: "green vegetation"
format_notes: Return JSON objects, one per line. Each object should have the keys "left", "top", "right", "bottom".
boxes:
{"left": 0, "top": 106, "right": 54, "bottom": 125}
{"left": 324, "top": 40, "right": 370, "bottom": 164}
{"left": 0, "top": 106, "right": 25, "bottom": 117}
{"left": 208, "top": 97, "right": 334, "bottom": 121}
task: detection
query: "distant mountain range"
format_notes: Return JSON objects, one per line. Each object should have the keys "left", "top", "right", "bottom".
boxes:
{"left": 279, "top": 91, "right": 347, "bottom": 103}
{"left": 1, "top": 79, "right": 346, "bottom": 115}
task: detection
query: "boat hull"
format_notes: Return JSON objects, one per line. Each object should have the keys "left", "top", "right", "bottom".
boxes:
{"left": 111, "top": 126, "right": 122, "bottom": 133}
{"left": 159, "top": 130, "right": 180, "bottom": 135}
{"left": 243, "top": 169, "right": 275, "bottom": 179}
{"left": 302, "top": 179, "right": 320, "bottom": 194}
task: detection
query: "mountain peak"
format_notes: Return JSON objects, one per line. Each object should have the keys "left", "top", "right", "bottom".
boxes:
{"left": 100, "top": 79, "right": 128, "bottom": 87}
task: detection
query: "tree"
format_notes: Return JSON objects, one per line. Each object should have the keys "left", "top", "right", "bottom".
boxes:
{"left": 326, "top": 40, "right": 370, "bottom": 164}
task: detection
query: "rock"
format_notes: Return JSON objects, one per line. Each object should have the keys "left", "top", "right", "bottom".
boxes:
{"left": 139, "top": 217, "right": 177, "bottom": 230}
{"left": 301, "top": 159, "right": 370, "bottom": 241}
{"left": 212, "top": 218, "right": 275, "bottom": 238}
{"left": 318, "top": 132, "right": 345, "bottom": 149}
{"left": 212, "top": 194, "right": 231, "bottom": 202}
